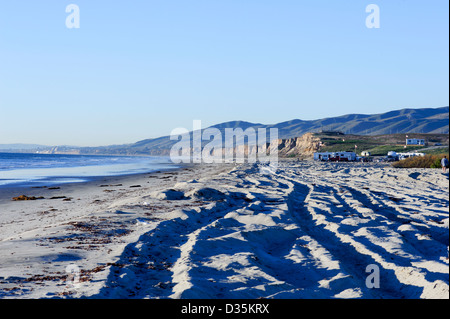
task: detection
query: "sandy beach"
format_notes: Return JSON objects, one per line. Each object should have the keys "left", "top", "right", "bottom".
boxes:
{"left": 0, "top": 160, "right": 448, "bottom": 299}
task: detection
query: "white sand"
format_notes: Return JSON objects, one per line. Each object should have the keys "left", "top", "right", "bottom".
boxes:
{"left": 0, "top": 160, "right": 448, "bottom": 299}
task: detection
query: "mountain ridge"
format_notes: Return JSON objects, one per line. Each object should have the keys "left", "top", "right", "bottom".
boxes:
{"left": 119, "top": 106, "right": 449, "bottom": 155}
{"left": 2, "top": 106, "right": 448, "bottom": 155}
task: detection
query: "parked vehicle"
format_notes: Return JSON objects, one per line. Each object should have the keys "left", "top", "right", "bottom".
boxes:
{"left": 314, "top": 151, "right": 357, "bottom": 162}
{"left": 385, "top": 151, "right": 399, "bottom": 162}
{"left": 398, "top": 152, "right": 425, "bottom": 160}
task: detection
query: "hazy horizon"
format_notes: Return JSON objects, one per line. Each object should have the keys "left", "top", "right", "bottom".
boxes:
{"left": 1, "top": 105, "right": 448, "bottom": 148}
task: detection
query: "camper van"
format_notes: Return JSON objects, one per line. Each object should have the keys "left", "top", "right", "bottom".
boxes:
{"left": 314, "top": 151, "right": 357, "bottom": 162}
{"left": 385, "top": 151, "right": 399, "bottom": 162}
{"left": 398, "top": 152, "right": 425, "bottom": 160}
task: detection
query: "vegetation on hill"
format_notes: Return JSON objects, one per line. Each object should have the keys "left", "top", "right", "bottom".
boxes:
{"left": 315, "top": 132, "right": 449, "bottom": 156}
{"left": 83, "top": 107, "right": 449, "bottom": 156}
{"left": 421, "top": 147, "right": 450, "bottom": 155}
{"left": 365, "top": 145, "right": 424, "bottom": 156}
{"left": 392, "top": 153, "right": 449, "bottom": 169}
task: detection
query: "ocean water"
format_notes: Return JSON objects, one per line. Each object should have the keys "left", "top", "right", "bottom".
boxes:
{"left": 0, "top": 152, "right": 176, "bottom": 187}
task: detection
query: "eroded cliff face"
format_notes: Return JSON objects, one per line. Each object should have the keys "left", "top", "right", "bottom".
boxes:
{"left": 276, "top": 133, "right": 322, "bottom": 158}
{"left": 179, "top": 133, "right": 321, "bottom": 160}
{"left": 74, "top": 133, "right": 322, "bottom": 158}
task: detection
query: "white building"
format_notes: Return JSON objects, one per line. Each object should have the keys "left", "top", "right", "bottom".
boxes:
{"left": 406, "top": 138, "right": 425, "bottom": 145}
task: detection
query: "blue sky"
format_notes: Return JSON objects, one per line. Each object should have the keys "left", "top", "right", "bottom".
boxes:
{"left": 0, "top": 0, "right": 448, "bottom": 146}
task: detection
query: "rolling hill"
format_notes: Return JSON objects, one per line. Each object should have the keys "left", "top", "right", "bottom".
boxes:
{"left": 82, "top": 106, "right": 449, "bottom": 156}
{"left": 3, "top": 106, "right": 448, "bottom": 156}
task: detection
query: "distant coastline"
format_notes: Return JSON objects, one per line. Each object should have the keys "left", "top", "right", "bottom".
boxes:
{"left": 0, "top": 153, "right": 178, "bottom": 188}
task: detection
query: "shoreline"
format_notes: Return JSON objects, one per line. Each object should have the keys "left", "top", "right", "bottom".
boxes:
{"left": 0, "top": 163, "right": 183, "bottom": 200}
{"left": 0, "top": 153, "right": 177, "bottom": 189}
{"left": 0, "top": 160, "right": 448, "bottom": 299}
{"left": 0, "top": 162, "right": 234, "bottom": 298}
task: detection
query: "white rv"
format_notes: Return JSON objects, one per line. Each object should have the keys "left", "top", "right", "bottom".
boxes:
{"left": 314, "top": 151, "right": 357, "bottom": 162}
{"left": 398, "top": 152, "right": 425, "bottom": 160}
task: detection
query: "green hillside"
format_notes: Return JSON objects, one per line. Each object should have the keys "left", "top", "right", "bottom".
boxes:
{"left": 316, "top": 132, "right": 449, "bottom": 156}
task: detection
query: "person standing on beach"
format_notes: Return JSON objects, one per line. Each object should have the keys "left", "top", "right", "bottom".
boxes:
{"left": 441, "top": 156, "right": 449, "bottom": 173}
